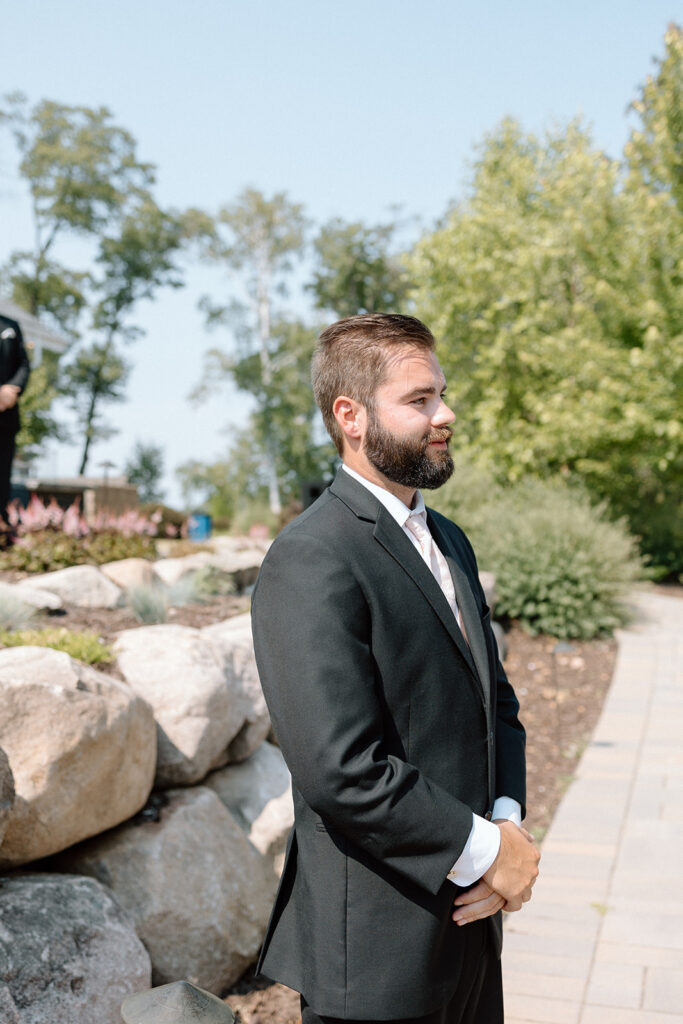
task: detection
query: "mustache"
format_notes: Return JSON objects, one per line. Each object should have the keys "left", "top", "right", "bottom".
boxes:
{"left": 425, "top": 428, "right": 453, "bottom": 444}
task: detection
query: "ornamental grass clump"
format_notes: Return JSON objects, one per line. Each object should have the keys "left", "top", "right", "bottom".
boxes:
{"left": 126, "top": 583, "right": 169, "bottom": 624}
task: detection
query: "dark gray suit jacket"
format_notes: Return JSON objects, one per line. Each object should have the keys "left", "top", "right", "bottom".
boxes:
{"left": 0, "top": 315, "right": 31, "bottom": 436}
{"left": 251, "top": 469, "right": 525, "bottom": 1020}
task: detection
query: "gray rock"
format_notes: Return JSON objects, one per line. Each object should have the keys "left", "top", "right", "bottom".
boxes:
{"left": 0, "top": 646, "right": 156, "bottom": 867}
{"left": 17, "top": 564, "right": 123, "bottom": 608}
{"left": 0, "top": 745, "right": 14, "bottom": 849}
{"left": 114, "top": 625, "right": 244, "bottom": 787}
{"left": 202, "top": 614, "right": 270, "bottom": 762}
{"left": 153, "top": 553, "right": 214, "bottom": 587}
{"left": 58, "top": 787, "right": 274, "bottom": 995}
{"left": 121, "top": 980, "right": 235, "bottom": 1024}
{"left": 0, "top": 873, "right": 151, "bottom": 1024}
{"left": 479, "top": 570, "right": 497, "bottom": 609}
{"left": 204, "top": 742, "right": 293, "bottom": 870}
{"left": 0, "top": 579, "right": 61, "bottom": 611}
{"left": 101, "top": 557, "right": 161, "bottom": 591}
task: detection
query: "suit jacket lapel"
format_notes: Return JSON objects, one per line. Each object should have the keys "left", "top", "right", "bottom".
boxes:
{"left": 372, "top": 509, "right": 479, "bottom": 680}
{"left": 329, "top": 470, "right": 483, "bottom": 693}
{"left": 427, "top": 513, "right": 490, "bottom": 708}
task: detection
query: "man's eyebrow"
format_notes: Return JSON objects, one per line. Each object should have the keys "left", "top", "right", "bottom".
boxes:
{"left": 401, "top": 383, "right": 448, "bottom": 400}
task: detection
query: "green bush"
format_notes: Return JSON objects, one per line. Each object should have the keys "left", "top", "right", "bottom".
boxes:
{"left": 432, "top": 469, "right": 643, "bottom": 639}
{"left": 139, "top": 502, "right": 186, "bottom": 535}
{"left": 1, "top": 530, "right": 157, "bottom": 573}
{"left": 0, "top": 627, "right": 115, "bottom": 664}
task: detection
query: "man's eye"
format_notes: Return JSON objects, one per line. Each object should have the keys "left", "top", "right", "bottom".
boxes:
{"left": 412, "top": 397, "right": 426, "bottom": 406}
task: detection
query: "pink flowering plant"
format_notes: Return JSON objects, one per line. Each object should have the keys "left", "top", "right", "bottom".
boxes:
{"left": 2, "top": 497, "right": 178, "bottom": 573}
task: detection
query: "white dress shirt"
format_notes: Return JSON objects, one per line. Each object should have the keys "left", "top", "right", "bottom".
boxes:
{"left": 342, "top": 464, "right": 521, "bottom": 885}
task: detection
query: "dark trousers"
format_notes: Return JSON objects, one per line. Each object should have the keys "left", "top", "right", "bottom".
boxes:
{"left": 300, "top": 923, "right": 503, "bottom": 1024}
{"left": 0, "top": 432, "right": 16, "bottom": 527}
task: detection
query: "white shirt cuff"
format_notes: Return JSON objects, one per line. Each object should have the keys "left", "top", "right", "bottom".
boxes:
{"left": 491, "top": 796, "right": 522, "bottom": 827}
{"left": 446, "top": 797, "right": 522, "bottom": 887}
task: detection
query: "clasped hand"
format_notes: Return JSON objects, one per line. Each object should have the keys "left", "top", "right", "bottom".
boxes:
{"left": 452, "top": 820, "right": 540, "bottom": 926}
{"left": 0, "top": 385, "right": 19, "bottom": 412}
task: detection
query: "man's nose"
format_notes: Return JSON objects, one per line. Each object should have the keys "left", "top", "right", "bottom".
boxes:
{"left": 432, "top": 399, "right": 456, "bottom": 426}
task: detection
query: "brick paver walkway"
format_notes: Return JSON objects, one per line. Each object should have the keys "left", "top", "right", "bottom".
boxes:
{"left": 503, "top": 588, "right": 683, "bottom": 1024}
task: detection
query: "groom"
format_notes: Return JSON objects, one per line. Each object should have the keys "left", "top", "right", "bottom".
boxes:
{"left": 251, "top": 314, "right": 539, "bottom": 1024}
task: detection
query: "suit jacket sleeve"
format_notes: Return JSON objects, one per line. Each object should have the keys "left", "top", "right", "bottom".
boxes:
{"left": 252, "top": 529, "right": 478, "bottom": 896}
{"left": 4, "top": 321, "right": 31, "bottom": 393}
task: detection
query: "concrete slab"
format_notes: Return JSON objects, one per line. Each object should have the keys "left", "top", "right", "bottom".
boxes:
{"left": 585, "top": 962, "right": 644, "bottom": 1008}
{"left": 643, "top": 967, "right": 683, "bottom": 1013}
{"left": 503, "top": 590, "right": 683, "bottom": 1024}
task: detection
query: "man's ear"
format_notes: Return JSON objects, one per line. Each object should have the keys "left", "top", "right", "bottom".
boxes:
{"left": 332, "top": 395, "right": 366, "bottom": 445}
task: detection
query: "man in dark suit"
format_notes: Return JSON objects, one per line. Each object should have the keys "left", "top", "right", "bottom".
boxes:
{"left": 251, "top": 314, "right": 539, "bottom": 1024}
{"left": 0, "top": 315, "right": 31, "bottom": 532}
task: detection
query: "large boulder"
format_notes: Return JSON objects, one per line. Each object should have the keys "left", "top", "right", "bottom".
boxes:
{"left": 0, "top": 579, "right": 61, "bottom": 611}
{"left": 114, "top": 625, "right": 244, "bottom": 787}
{"left": 204, "top": 741, "right": 293, "bottom": 870}
{"left": 57, "top": 787, "right": 274, "bottom": 995}
{"left": 0, "top": 745, "right": 15, "bottom": 849}
{"left": 0, "top": 647, "right": 156, "bottom": 867}
{"left": 17, "top": 564, "right": 123, "bottom": 609}
{"left": 207, "top": 542, "right": 267, "bottom": 592}
{"left": 0, "top": 873, "right": 151, "bottom": 1024}
{"left": 202, "top": 613, "right": 270, "bottom": 762}
{"left": 154, "top": 540, "right": 267, "bottom": 593}
{"left": 100, "top": 557, "right": 161, "bottom": 591}
{"left": 153, "top": 552, "right": 214, "bottom": 587}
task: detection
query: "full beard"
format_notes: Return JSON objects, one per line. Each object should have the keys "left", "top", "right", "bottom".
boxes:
{"left": 364, "top": 413, "right": 455, "bottom": 490}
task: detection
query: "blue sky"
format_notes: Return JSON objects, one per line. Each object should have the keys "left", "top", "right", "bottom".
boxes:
{"left": 0, "top": 0, "right": 678, "bottom": 506}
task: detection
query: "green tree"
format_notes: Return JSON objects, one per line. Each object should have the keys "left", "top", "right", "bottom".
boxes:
{"left": 61, "top": 342, "right": 129, "bottom": 474}
{"left": 1, "top": 96, "right": 187, "bottom": 472}
{"left": 309, "top": 216, "right": 412, "bottom": 318}
{"left": 194, "top": 188, "right": 314, "bottom": 515}
{"left": 66, "top": 199, "right": 185, "bottom": 474}
{"left": 125, "top": 441, "right": 165, "bottom": 502}
{"left": 409, "top": 106, "right": 682, "bottom": 573}
{"left": 626, "top": 23, "right": 683, "bottom": 213}
{"left": 15, "top": 357, "right": 65, "bottom": 467}
{"left": 0, "top": 94, "right": 153, "bottom": 336}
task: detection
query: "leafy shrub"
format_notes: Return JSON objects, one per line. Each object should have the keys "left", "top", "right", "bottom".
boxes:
{"left": 0, "top": 627, "right": 115, "bottom": 664}
{"left": 0, "top": 592, "right": 36, "bottom": 631}
{"left": 432, "top": 469, "right": 643, "bottom": 639}
{"left": 0, "top": 495, "right": 161, "bottom": 572}
{"left": 82, "top": 532, "right": 157, "bottom": 564}
{"left": 139, "top": 502, "right": 186, "bottom": 537}
{"left": 1, "top": 530, "right": 156, "bottom": 573}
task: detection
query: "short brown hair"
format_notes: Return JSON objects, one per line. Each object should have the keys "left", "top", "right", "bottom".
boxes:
{"left": 312, "top": 313, "right": 436, "bottom": 455}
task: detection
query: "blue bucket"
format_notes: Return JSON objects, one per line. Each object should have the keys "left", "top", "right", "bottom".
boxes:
{"left": 187, "top": 513, "right": 212, "bottom": 542}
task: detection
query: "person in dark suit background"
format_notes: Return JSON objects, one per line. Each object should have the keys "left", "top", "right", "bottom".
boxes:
{"left": 0, "top": 314, "right": 31, "bottom": 532}
{"left": 251, "top": 314, "right": 539, "bottom": 1024}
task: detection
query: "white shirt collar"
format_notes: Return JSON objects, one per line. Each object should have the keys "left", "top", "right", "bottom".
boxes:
{"left": 342, "top": 464, "right": 426, "bottom": 529}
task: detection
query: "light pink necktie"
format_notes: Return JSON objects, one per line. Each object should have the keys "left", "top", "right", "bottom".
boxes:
{"left": 405, "top": 512, "right": 465, "bottom": 635}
